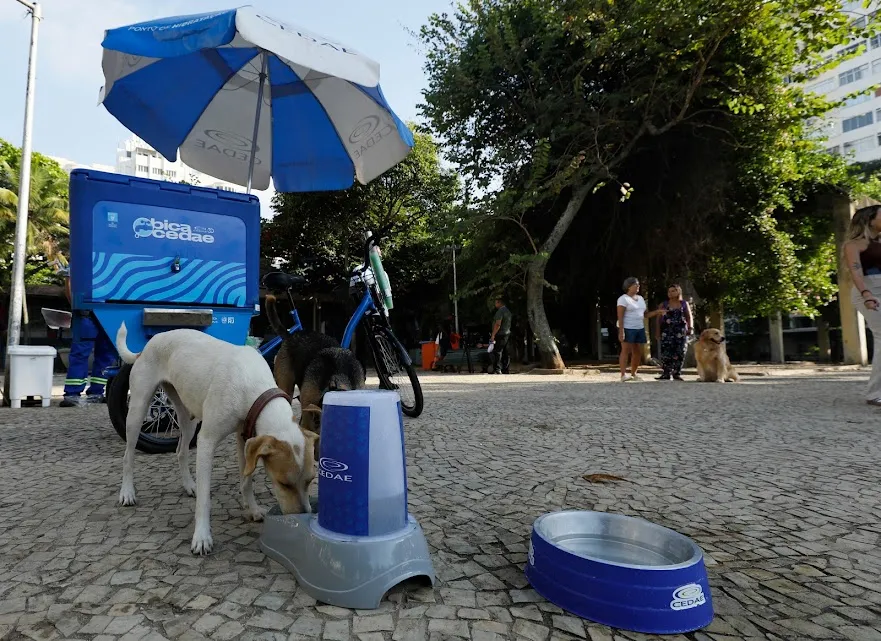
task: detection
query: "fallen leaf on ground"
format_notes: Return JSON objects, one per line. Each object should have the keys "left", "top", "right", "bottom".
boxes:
{"left": 582, "top": 473, "right": 627, "bottom": 483}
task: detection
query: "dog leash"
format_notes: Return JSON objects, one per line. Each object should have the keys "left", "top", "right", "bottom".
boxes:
{"left": 243, "top": 388, "right": 292, "bottom": 441}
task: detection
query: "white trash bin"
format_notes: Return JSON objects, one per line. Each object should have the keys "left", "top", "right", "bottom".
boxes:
{"left": 8, "top": 345, "right": 57, "bottom": 409}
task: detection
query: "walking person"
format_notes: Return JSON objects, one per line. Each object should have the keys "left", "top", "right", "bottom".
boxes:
{"left": 438, "top": 318, "right": 452, "bottom": 359}
{"left": 490, "top": 297, "right": 512, "bottom": 374}
{"left": 60, "top": 265, "right": 117, "bottom": 407}
{"left": 616, "top": 277, "right": 666, "bottom": 382}
{"left": 655, "top": 284, "right": 693, "bottom": 380}
{"left": 843, "top": 205, "right": 881, "bottom": 405}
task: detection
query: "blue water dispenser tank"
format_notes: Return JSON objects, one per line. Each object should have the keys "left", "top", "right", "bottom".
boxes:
{"left": 260, "top": 391, "right": 435, "bottom": 609}
{"left": 317, "top": 391, "right": 408, "bottom": 537}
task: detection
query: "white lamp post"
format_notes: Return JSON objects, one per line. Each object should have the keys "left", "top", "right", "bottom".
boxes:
{"left": 444, "top": 244, "right": 461, "bottom": 334}
{"left": 3, "top": 0, "right": 41, "bottom": 401}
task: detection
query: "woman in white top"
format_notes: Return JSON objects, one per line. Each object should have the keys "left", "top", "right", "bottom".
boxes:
{"left": 617, "top": 277, "right": 666, "bottom": 382}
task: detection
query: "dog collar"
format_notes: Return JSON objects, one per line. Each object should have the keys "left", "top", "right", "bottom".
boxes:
{"left": 243, "top": 388, "right": 292, "bottom": 441}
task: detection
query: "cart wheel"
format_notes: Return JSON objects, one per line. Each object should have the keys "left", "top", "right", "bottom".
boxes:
{"left": 107, "top": 364, "right": 199, "bottom": 454}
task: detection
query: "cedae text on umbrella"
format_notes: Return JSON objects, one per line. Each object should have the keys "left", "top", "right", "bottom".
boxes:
{"left": 349, "top": 116, "right": 394, "bottom": 161}
{"left": 193, "top": 130, "right": 262, "bottom": 166}
{"left": 254, "top": 13, "right": 355, "bottom": 54}
{"left": 133, "top": 217, "right": 214, "bottom": 243}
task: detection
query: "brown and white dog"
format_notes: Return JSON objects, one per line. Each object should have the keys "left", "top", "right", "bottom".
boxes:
{"left": 694, "top": 328, "right": 739, "bottom": 383}
{"left": 115, "top": 323, "right": 318, "bottom": 555}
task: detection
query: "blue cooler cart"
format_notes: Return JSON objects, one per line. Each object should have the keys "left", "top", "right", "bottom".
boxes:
{"left": 68, "top": 169, "right": 261, "bottom": 453}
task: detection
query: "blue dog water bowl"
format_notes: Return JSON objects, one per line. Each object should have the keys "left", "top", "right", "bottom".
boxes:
{"left": 525, "top": 511, "right": 714, "bottom": 634}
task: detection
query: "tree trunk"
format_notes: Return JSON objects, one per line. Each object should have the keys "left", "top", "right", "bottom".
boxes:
{"left": 525, "top": 181, "right": 595, "bottom": 369}
{"left": 526, "top": 261, "right": 564, "bottom": 369}
{"left": 641, "top": 282, "right": 651, "bottom": 364}
{"left": 817, "top": 318, "right": 831, "bottom": 363}
{"left": 709, "top": 302, "right": 724, "bottom": 333}
{"left": 769, "top": 311, "right": 785, "bottom": 364}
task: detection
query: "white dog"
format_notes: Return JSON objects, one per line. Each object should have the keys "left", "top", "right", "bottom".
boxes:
{"left": 115, "top": 323, "right": 318, "bottom": 555}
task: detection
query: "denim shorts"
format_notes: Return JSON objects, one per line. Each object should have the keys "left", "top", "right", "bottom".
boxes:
{"left": 623, "top": 327, "right": 647, "bottom": 344}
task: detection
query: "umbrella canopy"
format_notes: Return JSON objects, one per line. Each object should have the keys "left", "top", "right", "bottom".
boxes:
{"left": 99, "top": 7, "right": 414, "bottom": 192}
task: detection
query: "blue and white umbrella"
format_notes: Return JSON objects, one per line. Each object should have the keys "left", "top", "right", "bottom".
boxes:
{"left": 99, "top": 7, "right": 414, "bottom": 193}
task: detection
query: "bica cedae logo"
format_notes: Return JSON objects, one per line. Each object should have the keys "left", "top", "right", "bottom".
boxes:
{"left": 670, "top": 584, "right": 706, "bottom": 611}
{"left": 318, "top": 457, "right": 352, "bottom": 483}
{"left": 132, "top": 217, "right": 214, "bottom": 243}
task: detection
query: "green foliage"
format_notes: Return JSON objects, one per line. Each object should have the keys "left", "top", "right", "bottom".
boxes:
{"left": 453, "top": 216, "right": 529, "bottom": 302}
{"left": 420, "top": 0, "right": 866, "bottom": 341}
{"left": 422, "top": 0, "right": 854, "bottom": 200}
{"left": 261, "top": 127, "right": 461, "bottom": 300}
{"left": 696, "top": 140, "right": 850, "bottom": 318}
{"left": 701, "top": 207, "right": 839, "bottom": 319}
{"left": 0, "top": 138, "right": 70, "bottom": 290}
{"left": 849, "top": 159, "right": 881, "bottom": 203}
{"left": 0, "top": 139, "right": 68, "bottom": 189}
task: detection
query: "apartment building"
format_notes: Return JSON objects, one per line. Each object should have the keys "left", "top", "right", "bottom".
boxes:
{"left": 811, "top": 2, "right": 881, "bottom": 162}
{"left": 114, "top": 135, "right": 244, "bottom": 193}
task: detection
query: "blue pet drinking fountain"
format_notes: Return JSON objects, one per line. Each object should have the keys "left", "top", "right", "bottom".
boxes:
{"left": 259, "top": 390, "right": 435, "bottom": 609}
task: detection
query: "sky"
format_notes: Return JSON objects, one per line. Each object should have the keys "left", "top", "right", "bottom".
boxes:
{"left": 0, "top": 0, "right": 454, "bottom": 214}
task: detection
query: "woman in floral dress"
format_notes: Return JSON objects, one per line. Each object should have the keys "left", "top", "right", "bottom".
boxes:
{"left": 655, "top": 284, "right": 693, "bottom": 380}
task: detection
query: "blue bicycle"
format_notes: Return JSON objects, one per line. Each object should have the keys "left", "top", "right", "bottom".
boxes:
{"left": 107, "top": 232, "right": 423, "bottom": 454}
{"left": 261, "top": 232, "right": 423, "bottom": 416}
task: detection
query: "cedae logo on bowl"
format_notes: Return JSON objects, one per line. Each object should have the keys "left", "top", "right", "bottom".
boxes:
{"left": 318, "top": 457, "right": 352, "bottom": 483}
{"left": 528, "top": 541, "right": 535, "bottom": 566}
{"left": 670, "top": 583, "right": 706, "bottom": 611}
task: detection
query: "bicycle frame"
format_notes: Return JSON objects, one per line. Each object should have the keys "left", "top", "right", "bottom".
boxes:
{"left": 342, "top": 287, "right": 378, "bottom": 349}
{"left": 257, "top": 307, "right": 303, "bottom": 359}
{"left": 258, "top": 282, "right": 378, "bottom": 360}
{"left": 259, "top": 232, "right": 390, "bottom": 358}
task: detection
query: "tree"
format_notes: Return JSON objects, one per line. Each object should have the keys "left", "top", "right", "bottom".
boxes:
{"left": 563, "top": 119, "right": 850, "bottom": 322}
{"left": 848, "top": 159, "right": 881, "bottom": 205}
{"left": 420, "top": 0, "right": 859, "bottom": 368}
{"left": 261, "top": 126, "right": 460, "bottom": 313}
{"left": 0, "top": 139, "right": 70, "bottom": 290}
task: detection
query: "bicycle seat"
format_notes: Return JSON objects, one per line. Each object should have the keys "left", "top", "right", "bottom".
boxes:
{"left": 262, "top": 272, "right": 307, "bottom": 291}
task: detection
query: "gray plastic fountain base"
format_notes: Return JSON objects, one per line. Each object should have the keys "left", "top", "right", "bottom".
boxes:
{"left": 260, "top": 506, "right": 435, "bottom": 609}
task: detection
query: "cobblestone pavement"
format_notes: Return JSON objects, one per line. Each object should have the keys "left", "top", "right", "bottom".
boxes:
{"left": 1, "top": 370, "right": 880, "bottom": 641}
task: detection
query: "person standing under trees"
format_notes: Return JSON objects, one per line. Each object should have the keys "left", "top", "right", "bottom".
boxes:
{"left": 438, "top": 317, "right": 453, "bottom": 359}
{"left": 617, "top": 277, "right": 666, "bottom": 382}
{"left": 843, "top": 205, "right": 881, "bottom": 405}
{"left": 490, "top": 297, "right": 512, "bottom": 374}
{"left": 654, "top": 284, "right": 693, "bottom": 381}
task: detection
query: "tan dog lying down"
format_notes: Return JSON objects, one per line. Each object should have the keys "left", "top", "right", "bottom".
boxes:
{"left": 694, "top": 328, "right": 739, "bottom": 383}
{"left": 115, "top": 323, "right": 318, "bottom": 555}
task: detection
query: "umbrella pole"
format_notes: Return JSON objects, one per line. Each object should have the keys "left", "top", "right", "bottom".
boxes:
{"left": 246, "top": 52, "right": 267, "bottom": 195}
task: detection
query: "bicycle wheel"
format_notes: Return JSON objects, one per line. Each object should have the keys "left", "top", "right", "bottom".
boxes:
{"left": 107, "top": 364, "right": 200, "bottom": 454}
{"left": 367, "top": 324, "right": 424, "bottom": 418}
